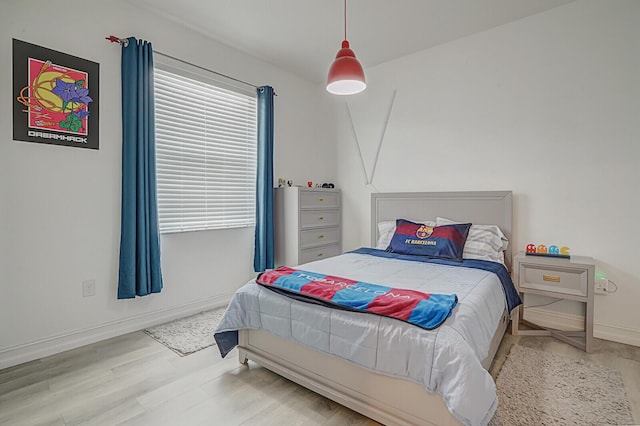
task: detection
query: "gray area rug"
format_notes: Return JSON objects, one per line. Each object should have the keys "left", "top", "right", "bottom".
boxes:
{"left": 490, "top": 345, "right": 634, "bottom": 426}
{"left": 144, "top": 307, "right": 227, "bottom": 356}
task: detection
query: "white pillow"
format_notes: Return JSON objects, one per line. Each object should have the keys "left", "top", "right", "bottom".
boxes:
{"left": 436, "top": 217, "right": 508, "bottom": 264}
{"left": 376, "top": 219, "right": 436, "bottom": 250}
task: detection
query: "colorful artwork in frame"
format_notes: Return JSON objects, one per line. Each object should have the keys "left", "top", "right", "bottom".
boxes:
{"left": 12, "top": 39, "right": 100, "bottom": 150}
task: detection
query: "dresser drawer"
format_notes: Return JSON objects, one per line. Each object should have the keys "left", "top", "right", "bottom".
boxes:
{"left": 299, "top": 244, "right": 341, "bottom": 264}
{"left": 300, "top": 209, "right": 340, "bottom": 229}
{"left": 300, "top": 227, "right": 340, "bottom": 249}
{"left": 300, "top": 191, "right": 340, "bottom": 209}
{"left": 519, "top": 264, "right": 588, "bottom": 297}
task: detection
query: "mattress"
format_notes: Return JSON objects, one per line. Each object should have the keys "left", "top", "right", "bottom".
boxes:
{"left": 215, "top": 250, "right": 517, "bottom": 426}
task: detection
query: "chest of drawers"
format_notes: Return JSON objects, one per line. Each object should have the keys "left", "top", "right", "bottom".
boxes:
{"left": 274, "top": 187, "right": 342, "bottom": 266}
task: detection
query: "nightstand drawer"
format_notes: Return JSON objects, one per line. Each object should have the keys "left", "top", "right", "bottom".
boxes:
{"left": 300, "top": 209, "right": 340, "bottom": 229}
{"left": 519, "top": 264, "right": 588, "bottom": 297}
{"left": 299, "top": 244, "right": 340, "bottom": 264}
{"left": 300, "top": 227, "right": 340, "bottom": 249}
{"left": 300, "top": 191, "right": 340, "bottom": 209}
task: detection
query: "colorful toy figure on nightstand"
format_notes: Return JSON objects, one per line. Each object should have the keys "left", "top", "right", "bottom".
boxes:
{"left": 526, "top": 243, "right": 570, "bottom": 257}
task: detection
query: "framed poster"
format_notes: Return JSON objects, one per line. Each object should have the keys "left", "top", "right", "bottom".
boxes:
{"left": 13, "top": 39, "right": 100, "bottom": 150}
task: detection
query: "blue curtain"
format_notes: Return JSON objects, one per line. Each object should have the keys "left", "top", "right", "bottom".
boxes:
{"left": 118, "top": 37, "right": 163, "bottom": 298}
{"left": 254, "top": 86, "right": 275, "bottom": 272}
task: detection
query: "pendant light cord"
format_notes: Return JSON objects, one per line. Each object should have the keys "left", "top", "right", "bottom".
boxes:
{"left": 344, "top": 0, "right": 347, "bottom": 41}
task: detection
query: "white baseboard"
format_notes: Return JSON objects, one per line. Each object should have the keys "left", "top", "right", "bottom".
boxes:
{"left": 0, "top": 294, "right": 233, "bottom": 370}
{"left": 524, "top": 307, "right": 640, "bottom": 348}
{"left": 5, "top": 299, "right": 637, "bottom": 371}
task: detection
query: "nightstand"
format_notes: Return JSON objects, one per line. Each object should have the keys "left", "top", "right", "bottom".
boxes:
{"left": 511, "top": 251, "right": 594, "bottom": 352}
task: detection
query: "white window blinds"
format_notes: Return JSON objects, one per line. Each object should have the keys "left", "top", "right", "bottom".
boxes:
{"left": 154, "top": 63, "right": 257, "bottom": 233}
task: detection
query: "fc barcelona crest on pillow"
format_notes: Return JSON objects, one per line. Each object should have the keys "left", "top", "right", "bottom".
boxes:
{"left": 416, "top": 224, "right": 433, "bottom": 239}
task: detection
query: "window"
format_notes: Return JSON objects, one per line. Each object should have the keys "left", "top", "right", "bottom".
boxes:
{"left": 154, "top": 62, "right": 257, "bottom": 233}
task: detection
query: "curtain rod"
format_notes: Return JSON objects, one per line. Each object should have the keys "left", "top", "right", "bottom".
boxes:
{"left": 105, "top": 35, "right": 275, "bottom": 94}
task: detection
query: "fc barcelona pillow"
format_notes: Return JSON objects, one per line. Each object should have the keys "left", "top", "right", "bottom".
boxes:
{"left": 387, "top": 219, "right": 471, "bottom": 261}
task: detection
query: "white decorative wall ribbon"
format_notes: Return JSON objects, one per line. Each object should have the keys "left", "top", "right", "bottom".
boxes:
{"left": 346, "top": 89, "right": 397, "bottom": 186}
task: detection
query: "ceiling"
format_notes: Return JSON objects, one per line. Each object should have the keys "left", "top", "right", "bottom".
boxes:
{"left": 128, "top": 0, "right": 575, "bottom": 83}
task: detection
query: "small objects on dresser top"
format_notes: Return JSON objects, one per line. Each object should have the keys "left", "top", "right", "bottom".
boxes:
{"left": 307, "top": 181, "right": 313, "bottom": 187}
{"left": 277, "top": 177, "right": 286, "bottom": 188}
{"left": 322, "top": 182, "right": 335, "bottom": 188}
{"left": 525, "top": 243, "right": 570, "bottom": 258}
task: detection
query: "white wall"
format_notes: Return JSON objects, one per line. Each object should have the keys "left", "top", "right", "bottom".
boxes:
{"left": 0, "top": 1, "right": 335, "bottom": 368}
{"left": 334, "top": 0, "right": 639, "bottom": 345}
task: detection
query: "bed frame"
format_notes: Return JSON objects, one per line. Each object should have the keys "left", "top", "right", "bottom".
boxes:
{"left": 238, "top": 191, "right": 513, "bottom": 426}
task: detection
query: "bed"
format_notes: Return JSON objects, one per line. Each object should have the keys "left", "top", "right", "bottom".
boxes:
{"left": 215, "top": 191, "right": 517, "bottom": 426}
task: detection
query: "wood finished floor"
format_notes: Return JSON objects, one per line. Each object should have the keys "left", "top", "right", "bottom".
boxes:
{"left": 1, "top": 329, "right": 638, "bottom": 426}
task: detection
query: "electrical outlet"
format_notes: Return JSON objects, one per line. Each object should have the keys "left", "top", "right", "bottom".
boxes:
{"left": 595, "top": 278, "right": 608, "bottom": 295}
{"left": 82, "top": 280, "right": 96, "bottom": 297}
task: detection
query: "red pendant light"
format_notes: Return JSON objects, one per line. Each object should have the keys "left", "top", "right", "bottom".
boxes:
{"left": 327, "top": 0, "right": 366, "bottom": 95}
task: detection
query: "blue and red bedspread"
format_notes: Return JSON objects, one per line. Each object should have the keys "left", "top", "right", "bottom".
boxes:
{"left": 257, "top": 266, "right": 458, "bottom": 330}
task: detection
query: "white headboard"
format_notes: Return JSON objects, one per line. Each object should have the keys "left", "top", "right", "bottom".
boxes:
{"left": 371, "top": 191, "right": 513, "bottom": 268}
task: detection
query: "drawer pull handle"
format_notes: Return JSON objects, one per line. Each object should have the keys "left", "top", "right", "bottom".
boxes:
{"left": 318, "top": 216, "right": 324, "bottom": 221}
{"left": 319, "top": 198, "right": 324, "bottom": 202}
{"left": 543, "top": 274, "right": 561, "bottom": 283}
{"left": 318, "top": 235, "right": 324, "bottom": 239}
